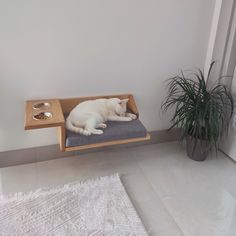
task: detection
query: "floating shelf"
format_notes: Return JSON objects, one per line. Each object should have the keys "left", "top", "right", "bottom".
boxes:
{"left": 25, "top": 94, "right": 150, "bottom": 152}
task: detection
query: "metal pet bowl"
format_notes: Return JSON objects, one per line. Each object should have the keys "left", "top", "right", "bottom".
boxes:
{"left": 33, "top": 102, "right": 51, "bottom": 110}
{"left": 33, "top": 112, "right": 52, "bottom": 121}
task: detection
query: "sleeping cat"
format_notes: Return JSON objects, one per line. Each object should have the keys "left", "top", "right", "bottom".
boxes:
{"left": 66, "top": 98, "right": 137, "bottom": 136}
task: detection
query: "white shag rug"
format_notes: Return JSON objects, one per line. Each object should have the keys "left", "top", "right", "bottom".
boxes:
{"left": 0, "top": 174, "right": 148, "bottom": 236}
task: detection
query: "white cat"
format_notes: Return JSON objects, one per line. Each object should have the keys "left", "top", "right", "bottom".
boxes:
{"left": 66, "top": 98, "right": 137, "bottom": 136}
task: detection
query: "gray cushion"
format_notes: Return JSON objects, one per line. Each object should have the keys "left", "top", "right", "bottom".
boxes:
{"left": 66, "top": 119, "right": 148, "bottom": 147}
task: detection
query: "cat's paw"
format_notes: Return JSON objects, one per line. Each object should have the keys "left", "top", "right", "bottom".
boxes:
{"left": 95, "top": 130, "right": 103, "bottom": 135}
{"left": 125, "top": 117, "right": 132, "bottom": 121}
{"left": 83, "top": 130, "right": 91, "bottom": 136}
{"left": 126, "top": 113, "right": 137, "bottom": 120}
{"left": 98, "top": 123, "right": 107, "bottom": 129}
{"left": 130, "top": 114, "right": 137, "bottom": 120}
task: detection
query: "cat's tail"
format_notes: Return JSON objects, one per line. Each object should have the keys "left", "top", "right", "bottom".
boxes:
{"left": 66, "top": 118, "right": 91, "bottom": 136}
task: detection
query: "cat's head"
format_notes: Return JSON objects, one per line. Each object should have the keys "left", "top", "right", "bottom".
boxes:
{"left": 115, "top": 98, "right": 129, "bottom": 116}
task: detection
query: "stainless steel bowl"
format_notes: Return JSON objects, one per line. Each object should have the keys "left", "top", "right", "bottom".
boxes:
{"left": 33, "top": 112, "right": 52, "bottom": 120}
{"left": 33, "top": 102, "right": 51, "bottom": 110}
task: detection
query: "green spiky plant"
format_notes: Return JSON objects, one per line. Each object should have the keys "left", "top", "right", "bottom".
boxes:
{"left": 162, "top": 62, "right": 234, "bottom": 160}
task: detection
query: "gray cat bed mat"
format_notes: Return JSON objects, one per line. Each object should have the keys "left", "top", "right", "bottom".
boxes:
{"left": 24, "top": 94, "right": 150, "bottom": 152}
{"left": 66, "top": 119, "right": 148, "bottom": 148}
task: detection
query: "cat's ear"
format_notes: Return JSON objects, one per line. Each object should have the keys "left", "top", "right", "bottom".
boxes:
{"left": 119, "top": 99, "right": 129, "bottom": 105}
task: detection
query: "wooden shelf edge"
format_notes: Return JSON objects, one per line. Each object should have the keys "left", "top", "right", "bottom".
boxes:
{"left": 64, "top": 133, "right": 151, "bottom": 152}
{"left": 24, "top": 122, "right": 65, "bottom": 130}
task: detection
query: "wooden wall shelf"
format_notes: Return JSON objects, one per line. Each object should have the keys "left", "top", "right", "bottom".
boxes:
{"left": 25, "top": 94, "right": 150, "bottom": 152}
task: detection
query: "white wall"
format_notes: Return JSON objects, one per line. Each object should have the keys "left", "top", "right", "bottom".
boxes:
{"left": 0, "top": 0, "right": 215, "bottom": 151}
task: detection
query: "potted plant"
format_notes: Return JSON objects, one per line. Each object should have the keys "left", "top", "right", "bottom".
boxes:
{"left": 162, "top": 62, "right": 234, "bottom": 161}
